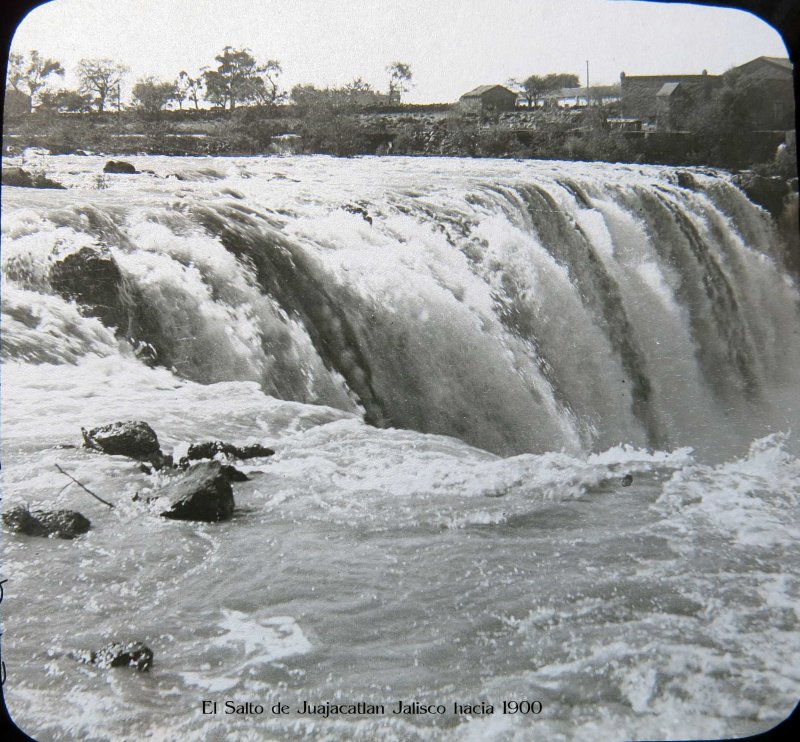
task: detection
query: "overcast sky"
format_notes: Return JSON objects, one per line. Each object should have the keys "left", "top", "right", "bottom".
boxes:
{"left": 9, "top": 0, "right": 790, "bottom": 103}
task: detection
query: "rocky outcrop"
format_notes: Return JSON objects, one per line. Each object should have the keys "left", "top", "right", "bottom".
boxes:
{"left": 49, "top": 247, "right": 169, "bottom": 367}
{"left": 185, "top": 441, "right": 275, "bottom": 461}
{"left": 82, "top": 420, "right": 169, "bottom": 468}
{"left": 219, "top": 464, "right": 250, "bottom": 482}
{"left": 103, "top": 160, "right": 137, "bottom": 174}
{"left": 137, "top": 461, "right": 235, "bottom": 522}
{"left": 50, "top": 246, "right": 126, "bottom": 329}
{"left": 341, "top": 203, "right": 373, "bottom": 224}
{"left": 75, "top": 641, "right": 153, "bottom": 672}
{"left": 2, "top": 166, "right": 65, "bottom": 189}
{"left": 732, "top": 171, "right": 790, "bottom": 218}
{"left": 2, "top": 505, "right": 91, "bottom": 539}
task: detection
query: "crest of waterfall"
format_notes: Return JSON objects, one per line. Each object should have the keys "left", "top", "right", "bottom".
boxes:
{"left": 3, "top": 156, "right": 798, "bottom": 456}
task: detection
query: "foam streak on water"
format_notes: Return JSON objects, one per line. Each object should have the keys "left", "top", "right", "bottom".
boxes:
{"left": 2, "top": 154, "right": 799, "bottom": 741}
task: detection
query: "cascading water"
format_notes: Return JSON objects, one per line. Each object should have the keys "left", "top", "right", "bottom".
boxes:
{"left": 2, "top": 153, "right": 799, "bottom": 742}
{"left": 3, "top": 155, "right": 798, "bottom": 456}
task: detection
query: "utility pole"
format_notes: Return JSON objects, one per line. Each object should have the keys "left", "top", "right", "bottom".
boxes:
{"left": 586, "top": 60, "right": 590, "bottom": 105}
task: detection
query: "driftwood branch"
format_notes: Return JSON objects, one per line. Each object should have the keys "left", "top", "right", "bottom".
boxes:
{"left": 54, "top": 464, "right": 115, "bottom": 509}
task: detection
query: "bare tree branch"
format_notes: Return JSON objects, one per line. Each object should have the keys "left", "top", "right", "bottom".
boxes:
{"left": 54, "top": 464, "right": 115, "bottom": 509}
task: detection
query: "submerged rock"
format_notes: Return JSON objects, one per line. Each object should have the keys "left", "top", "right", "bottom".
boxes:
{"left": 139, "top": 461, "right": 235, "bottom": 522}
{"left": 2, "top": 505, "right": 90, "bottom": 539}
{"left": 76, "top": 641, "right": 153, "bottom": 672}
{"left": 2, "top": 166, "right": 65, "bottom": 189}
{"left": 82, "top": 420, "right": 164, "bottom": 465}
{"left": 341, "top": 203, "right": 373, "bottom": 224}
{"left": 186, "top": 440, "right": 275, "bottom": 461}
{"left": 103, "top": 160, "right": 137, "bottom": 174}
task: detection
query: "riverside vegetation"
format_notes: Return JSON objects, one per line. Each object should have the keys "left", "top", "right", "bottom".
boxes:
{"left": 4, "top": 45, "right": 797, "bottom": 171}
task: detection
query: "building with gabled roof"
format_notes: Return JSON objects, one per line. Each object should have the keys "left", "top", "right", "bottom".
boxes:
{"left": 729, "top": 56, "right": 794, "bottom": 130}
{"left": 458, "top": 84, "right": 517, "bottom": 114}
{"left": 619, "top": 70, "right": 721, "bottom": 128}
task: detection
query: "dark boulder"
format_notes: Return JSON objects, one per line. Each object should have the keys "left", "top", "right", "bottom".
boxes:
{"left": 140, "top": 461, "right": 235, "bottom": 522}
{"left": 76, "top": 641, "right": 153, "bottom": 672}
{"left": 236, "top": 443, "right": 276, "bottom": 459}
{"left": 219, "top": 464, "right": 250, "bottom": 482}
{"left": 2, "top": 506, "right": 47, "bottom": 536}
{"left": 32, "top": 509, "right": 91, "bottom": 538}
{"left": 49, "top": 247, "right": 170, "bottom": 368}
{"left": 175, "top": 459, "right": 249, "bottom": 481}
{"left": 3, "top": 505, "right": 90, "bottom": 539}
{"left": 82, "top": 421, "right": 164, "bottom": 466}
{"left": 50, "top": 246, "right": 126, "bottom": 329}
{"left": 103, "top": 160, "right": 137, "bottom": 174}
{"left": 733, "top": 172, "right": 790, "bottom": 218}
{"left": 46, "top": 143, "right": 78, "bottom": 155}
{"left": 2, "top": 166, "right": 65, "bottom": 189}
{"left": 2, "top": 167, "right": 34, "bottom": 187}
{"left": 186, "top": 440, "right": 275, "bottom": 461}
{"left": 675, "top": 171, "right": 697, "bottom": 190}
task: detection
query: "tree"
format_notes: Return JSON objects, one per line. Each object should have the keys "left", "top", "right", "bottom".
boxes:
{"left": 511, "top": 72, "right": 580, "bottom": 108}
{"left": 173, "top": 75, "right": 186, "bottom": 110}
{"left": 683, "top": 70, "right": 765, "bottom": 168}
{"left": 38, "top": 88, "right": 93, "bottom": 113}
{"left": 77, "top": 58, "right": 128, "bottom": 112}
{"left": 510, "top": 75, "right": 545, "bottom": 108}
{"left": 253, "top": 59, "right": 283, "bottom": 106}
{"left": 132, "top": 77, "right": 178, "bottom": 114}
{"left": 543, "top": 73, "right": 580, "bottom": 92}
{"left": 202, "top": 46, "right": 282, "bottom": 110}
{"left": 7, "top": 50, "right": 64, "bottom": 112}
{"left": 178, "top": 71, "right": 204, "bottom": 110}
{"left": 386, "top": 61, "right": 412, "bottom": 103}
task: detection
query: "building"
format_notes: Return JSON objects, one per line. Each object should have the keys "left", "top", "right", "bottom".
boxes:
{"left": 729, "top": 56, "right": 794, "bottom": 130}
{"left": 546, "top": 85, "right": 620, "bottom": 108}
{"left": 620, "top": 70, "right": 721, "bottom": 129}
{"left": 458, "top": 85, "right": 518, "bottom": 114}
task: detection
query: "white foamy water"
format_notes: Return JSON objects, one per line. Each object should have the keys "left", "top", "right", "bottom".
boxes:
{"left": 2, "top": 153, "right": 799, "bottom": 741}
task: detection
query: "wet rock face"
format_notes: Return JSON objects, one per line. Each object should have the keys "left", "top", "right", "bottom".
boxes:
{"left": 186, "top": 441, "right": 275, "bottom": 461}
{"left": 2, "top": 166, "right": 65, "bottom": 189}
{"left": 33, "top": 509, "right": 92, "bottom": 538}
{"left": 2, "top": 506, "right": 47, "bottom": 536}
{"left": 82, "top": 421, "right": 163, "bottom": 462}
{"left": 733, "top": 172, "right": 790, "bottom": 218}
{"left": 77, "top": 641, "right": 153, "bottom": 672}
{"left": 2, "top": 506, "right": 91, "bottom": 539}
{"left": 141, "top": 461, "right": 235, "bottom": 522}
{"left": 49, "top": 246, "right": 126, "bottom": 329}
{"left": 103, "top": 160, "right": 138, "bottom": 174}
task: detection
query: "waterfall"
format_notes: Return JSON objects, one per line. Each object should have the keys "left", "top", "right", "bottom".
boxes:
{"left": 3, "top": 156, "right": 798, "bottom": 456}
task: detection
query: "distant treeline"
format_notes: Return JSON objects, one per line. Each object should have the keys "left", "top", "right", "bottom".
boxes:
{"left": 4, "top": 46, "right": 797, "bottom": 174}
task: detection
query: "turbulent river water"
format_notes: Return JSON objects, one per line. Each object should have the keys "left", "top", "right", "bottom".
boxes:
{"left": 2, "top": 152, "right": 799, "bottom": 741}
